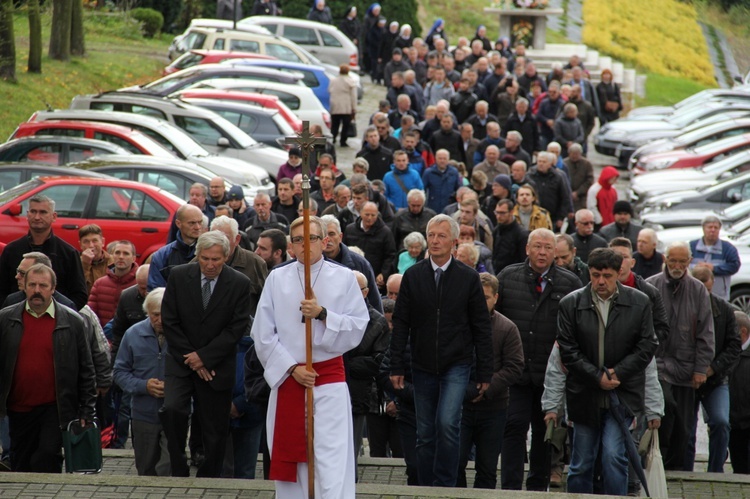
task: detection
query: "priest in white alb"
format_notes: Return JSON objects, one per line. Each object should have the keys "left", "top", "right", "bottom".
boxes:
{"left": 252, "top": 215, "right": 369, "bottom": 498}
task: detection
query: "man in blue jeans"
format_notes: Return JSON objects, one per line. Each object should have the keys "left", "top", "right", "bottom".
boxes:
{"left": 556, "top": 248, "right": 657, "bottom": 495}
{"left": 389, "top": 214, "right": 493, "bottom": 487}
{"left": 685, "top": 266, "right": 741, "bottom": 473}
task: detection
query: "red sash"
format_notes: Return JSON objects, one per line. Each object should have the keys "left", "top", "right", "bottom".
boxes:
{"left": 270, "top": 356, "right": 345, "bottom": 482}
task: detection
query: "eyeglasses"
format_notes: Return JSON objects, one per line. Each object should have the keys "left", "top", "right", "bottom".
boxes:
{"left": 578, "top": 221, "right": 595, "bottom": 226}
{"left": 494, "top": 210, "right": 509, "bottom": 215}
{"left": 290, "top": 234, "right": 323, "bottom": 244}
{"left": 16, "top": 268, "right": 26, "bottom": 277}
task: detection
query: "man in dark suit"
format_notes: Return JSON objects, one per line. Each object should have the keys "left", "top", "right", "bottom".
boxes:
{"left": 160, "top": 230, "right": 252, "bottom": 478}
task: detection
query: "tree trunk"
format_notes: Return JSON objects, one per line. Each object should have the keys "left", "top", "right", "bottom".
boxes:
{"left": 70, "top": 0, "right": 84, "bottom": 56}
{"left": 0, "top": 0, "right": 15, "bottom": 82}
{"left": 28, "top": 0, "right": 41, "bottom": 73}
{"left": 49, "top": 0, "right": 72, "bottom": 61}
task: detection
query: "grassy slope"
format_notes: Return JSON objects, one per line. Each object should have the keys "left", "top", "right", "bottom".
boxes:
{"left": 0, "top": 10, "right": 170, "bottom": 140}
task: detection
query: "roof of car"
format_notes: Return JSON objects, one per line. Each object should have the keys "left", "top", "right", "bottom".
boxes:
{"left": 0, "top": 163, "right": 112, "bottom": 178}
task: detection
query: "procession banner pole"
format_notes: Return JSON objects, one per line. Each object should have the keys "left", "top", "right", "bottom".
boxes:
{"left": 284, "top": 122, "right": 327, "bottom": 499}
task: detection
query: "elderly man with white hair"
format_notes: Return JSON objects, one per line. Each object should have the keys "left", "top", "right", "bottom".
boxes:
{"left": 647, "top": 241, "right": 715, "bottom": 472}
{"left": 689, "top": 215, "right": 741, "bottom": 301}
{"left": 633, "top": 228, "right": 664, "bottom": 279}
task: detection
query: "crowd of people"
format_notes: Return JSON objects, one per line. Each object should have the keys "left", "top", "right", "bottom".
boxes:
{"left": 1, "top": 9, "right": 750, "bottom": 499}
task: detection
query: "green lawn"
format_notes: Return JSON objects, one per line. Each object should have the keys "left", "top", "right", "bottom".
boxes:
{"left": 0, "top": 10, "right": 171, "bottom": 140}
{"left": 637, "top": 72, "right": 711, "bottom": 108}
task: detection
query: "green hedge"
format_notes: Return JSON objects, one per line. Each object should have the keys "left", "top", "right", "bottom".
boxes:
{"left": 130, "top": 7, "right": 164, "bottom": 37}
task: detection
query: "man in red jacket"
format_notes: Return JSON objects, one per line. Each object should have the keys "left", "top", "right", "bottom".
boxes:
{"left": 87, "top": 241, "right": 138, "bottom": 327}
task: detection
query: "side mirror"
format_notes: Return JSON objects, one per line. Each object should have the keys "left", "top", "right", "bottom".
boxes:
{"left": 730, "top": 192, "right": 743, "bottom": 203}
{"left": 7, "top": 204, "right": 21, "bottom": 216}
{"left": 217, "top": 137, "right": 231, "bottom": 148}
{"left": 735, "top": 75, "right": 744, "bottom": 84}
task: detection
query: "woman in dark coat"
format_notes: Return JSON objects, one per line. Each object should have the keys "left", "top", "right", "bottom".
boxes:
{"left": 366, "top": 16, "right": 387, "bottom": 84}
{"left": 596, "top": 68, "right": 622, "bottom": 124}
{"left": 339, "top": 6, "right": 361, "bottom": 44}
{"left": 380, "top": 21, "right": 400, "bottom": 68}
{"left": 471, "top": 25, "right": 492, "bottom": 53}
{"left": 425, "top": 18, "right": 448, "bottom": 51}
{"left": 393, "top": 24, "right": 413, "bottom": 51}
{"left": 363, "top": 3, "right": 382, "bottom": 72}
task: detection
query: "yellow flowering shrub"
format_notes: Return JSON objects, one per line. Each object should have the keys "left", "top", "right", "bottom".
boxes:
{"left": 582, "top": 0, "right": 715, "bottom": 86}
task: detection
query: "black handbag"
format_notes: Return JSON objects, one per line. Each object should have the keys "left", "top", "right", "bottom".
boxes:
{"left": 62, "top": 418, "right": 102, "bottom": 474}
{"left": 346, "top": 121, "right": 357, "bottom": 138}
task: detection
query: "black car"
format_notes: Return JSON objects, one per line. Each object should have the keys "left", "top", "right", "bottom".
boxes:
{"left": 0, "top": 136, "right": 130, "bottom": 167}
{"left": 179, "top": 97, "right": 294, "bottom": 150}
{"left": 0, "top": 162, "right": 111, "bottom": 192}
{"left": 119, "top": 64, "right": 303, "bottom": 97}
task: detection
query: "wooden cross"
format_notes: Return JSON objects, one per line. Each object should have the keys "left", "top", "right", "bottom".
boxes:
{"left": 282, "top": 120, "right": 328, "bottom": 499}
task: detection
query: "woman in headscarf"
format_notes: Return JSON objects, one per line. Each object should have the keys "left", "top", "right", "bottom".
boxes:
{"left": 366, "top": 16, "right": 387, "bottom": 84}
{"left": 339, "top": 6, "right": 361, "bottom": 44}
{"left": 472, "top": 25, "right": 492, "bottom": 53}
{"left": 307, "top": 0, "right": 333, "bottom": 24}
{"left": 380, "top": 20, "right": 400, "bottom": 68}
{"left": 393, "top": 24, "right": 413, "bottom": 50}
{"left": 425, "top": 18, "right": 448, "bottom": 51}
{"left": 363, "top": 3, "right": 382, "bottom": 72}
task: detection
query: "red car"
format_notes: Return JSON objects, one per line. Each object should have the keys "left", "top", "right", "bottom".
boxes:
{"left": 634, "top": 133, "right": 750, "bottom": 175}
{"left": 175, "top": 88, "right": 303, "bottom": 133}
{"left": 0, "top": 176, "right": 185, "bottom": 264}
{"left": 163, "top": 50, "right": 277, "bottom": 76}
{"left": 11, "top": 120, "right": 175, "bottom": 158}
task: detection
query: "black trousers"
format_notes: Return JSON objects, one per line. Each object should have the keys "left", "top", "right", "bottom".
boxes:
{"left": 730, "top": 427, "right": 750, "bottom": 474}
{"left": 160, "top": 373, "right": 231, "bottom": 478}
{"left": 8, "top": 404, "right": 63, "bottom": 473}
{"left": 366, "top": 412, "right": 403, "bottom": 458}
{"left": 659, "top": 380, "right": 695, "bottom": 471}
{"left": 331, "top": 114, "right": 353, "bottom": 145}
{"left": 501, "top": 383, "right": 548, "bottom": 491}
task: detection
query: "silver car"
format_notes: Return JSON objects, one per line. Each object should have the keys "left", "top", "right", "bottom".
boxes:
{"left": 70, "top": 93, "right": 289, "bottom": 179}
{"left": 29, "top": 109, "right": 274, "bottom": 199}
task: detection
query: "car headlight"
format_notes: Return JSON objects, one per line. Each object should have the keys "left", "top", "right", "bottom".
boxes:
{"left": 605, "top": 129, "right": 627, "bottom": 139}
{"left": 243, "top": 173, "right": 260, "bottom": 186}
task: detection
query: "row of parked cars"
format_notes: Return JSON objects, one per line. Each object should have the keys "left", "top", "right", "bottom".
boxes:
{"left": 0, "top": 16, "right": 365, "bottom": 264}
{"left": 593, "top": 86, "right": 750, "bottom": 313}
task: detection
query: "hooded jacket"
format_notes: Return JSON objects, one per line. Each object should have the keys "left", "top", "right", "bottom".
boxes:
{"left": 587, "top": 166, "right": 619, "bottom": 226}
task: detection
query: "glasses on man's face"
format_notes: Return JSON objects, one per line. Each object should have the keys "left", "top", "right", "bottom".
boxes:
{"left": 291, "top": 234, "right": 323, "bottom": 245}
{"left": 578, "top": 221, "right": 595, "bottom": 226}
{"left": 495, "top": 210, "right": 509, "bottom": 216}
{"left": 16, "top": 268, "right": 26, "bottom": 277}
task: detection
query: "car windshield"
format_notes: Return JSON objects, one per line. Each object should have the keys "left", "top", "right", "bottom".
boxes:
{"left": 667, "top": 105, "right": 719, "bottom": 128}
{"left": 701, "top": 152, "right": 750, "bottom": 174}
{"left": 143, "top": 71, "right": 199, "bottom": 94}
{"left": 692, "top": 135, "right": 748, "bottom": 155}
{"left": 0, "top": 178, "right": 43, "bottom": 204}
{"left": 173, "top": 52, "right": 206, "bottom": 72}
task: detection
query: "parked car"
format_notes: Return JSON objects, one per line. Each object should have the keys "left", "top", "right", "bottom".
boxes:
{"left": 624, "top": 117, "right": 750, "bottom": 169}
{"left": 629, "top": 150, "right": 750, "bottom": 205}
{"left": 168, "top": 20, "right": 274, "bottom": 60}
{"left": 626, "top": 87, "right": 750, "bottom": 118}
{"left": 179, "top": 97, "right": 295, "bottom": 150}
{"left": 121, "top": 64, "right": 302, "bottom": 97}
{"left": 632, "top": 133, "right": 750, "bottom": 174}
{"left": 27, "top": 110, "right": 274, "bottom": 199}
{"left": 69, "top": 155, "right": 237, "bottom": 201}
{"left": 0, "top": 176, "right": 185, "bottom": 263}
{"left": 0, "top": 163, "right": 112, "bottom": 192}
{"left": 167, "top": 25, "right": 314, "bottom": 64}
{"left": 190, "top": 78, "right": 332, "bottom": 133}
{"left": 240, "top": 16, "right": 359, "bottom": 70}
{"left": 10, "top": 120, "right": 175, "bottom": 157}
{"left": 224, "top": 59, "right": 331, "bottom": 110}
{"left": 0, "top": 136, "right": 131, "bottom": 165}
{"left": 175, "top": 88, "right": 303, "bottom": 132}
{"left": 640, "top": 198, "right": 750, "bottom": 230}
{"left": 594, "top": 101, "right": 750, "bottom": 157}
{"left": 163, "top": 49, "right": 276, "bottom": 75}
{"left": 69, "top": 94, "right": 289, "bottom": 179}
{"left": 638, "top": 170, "right": 750, "bottom": 216}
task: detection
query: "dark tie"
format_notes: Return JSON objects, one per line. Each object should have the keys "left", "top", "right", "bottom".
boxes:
{"left": 202, "top": 278, "right": 213, "bottom": 309}
{"left": 536, "top": 275, "right": 543, "bottom": 295}
{"left": 435, "top": 268, "right": 443, "bottom": 287}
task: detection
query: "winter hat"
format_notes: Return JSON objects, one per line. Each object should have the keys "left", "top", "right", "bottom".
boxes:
{"left": 227, "top": 185, "right": 244, "bottom": 201}
{"left": 493, "top": 174, "right": 512, "bottom": 191}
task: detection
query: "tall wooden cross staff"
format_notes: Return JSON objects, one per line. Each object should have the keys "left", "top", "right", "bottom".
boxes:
{"left": 284, "top": 121, "right": 327, "bottom": 499}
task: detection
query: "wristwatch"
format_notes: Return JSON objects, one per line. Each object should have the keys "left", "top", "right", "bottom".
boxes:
{"left": 316, "top": 307, "right": 327, "bottom": 321}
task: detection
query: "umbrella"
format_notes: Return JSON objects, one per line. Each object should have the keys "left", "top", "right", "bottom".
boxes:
{"left": 606, "top": 370, "right": 650, "bottom": 497}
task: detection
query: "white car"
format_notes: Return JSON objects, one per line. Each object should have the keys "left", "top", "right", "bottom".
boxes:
{"left": 241, "top": 16, "right": 359, "bottom": 70}
{"left": 188, "top": 78, "right": 332, "bottom": 134}
{"left": 28, "top": 110, "right": 275, "bottom": 199}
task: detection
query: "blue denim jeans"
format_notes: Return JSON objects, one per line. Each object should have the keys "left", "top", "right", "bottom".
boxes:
{"left": 685, "top": 383, "right": 730, "bottom": 473}
{"left": 412, "top": 364, "right": 471, "bottom": 487}
{"left": 457, "top": 407, "right": 506, "bottom": 489}
{"left": 568, "top": 410, "right": 630, "bottom": 496}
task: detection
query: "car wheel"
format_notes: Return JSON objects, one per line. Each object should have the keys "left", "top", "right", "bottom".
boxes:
{"left": 730, "top": 286, "right": 750, "bottom": 314}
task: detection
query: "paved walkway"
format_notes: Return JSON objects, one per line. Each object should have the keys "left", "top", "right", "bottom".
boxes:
{"left": 1, "top": 450, "right": 750, "bottom": 498}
